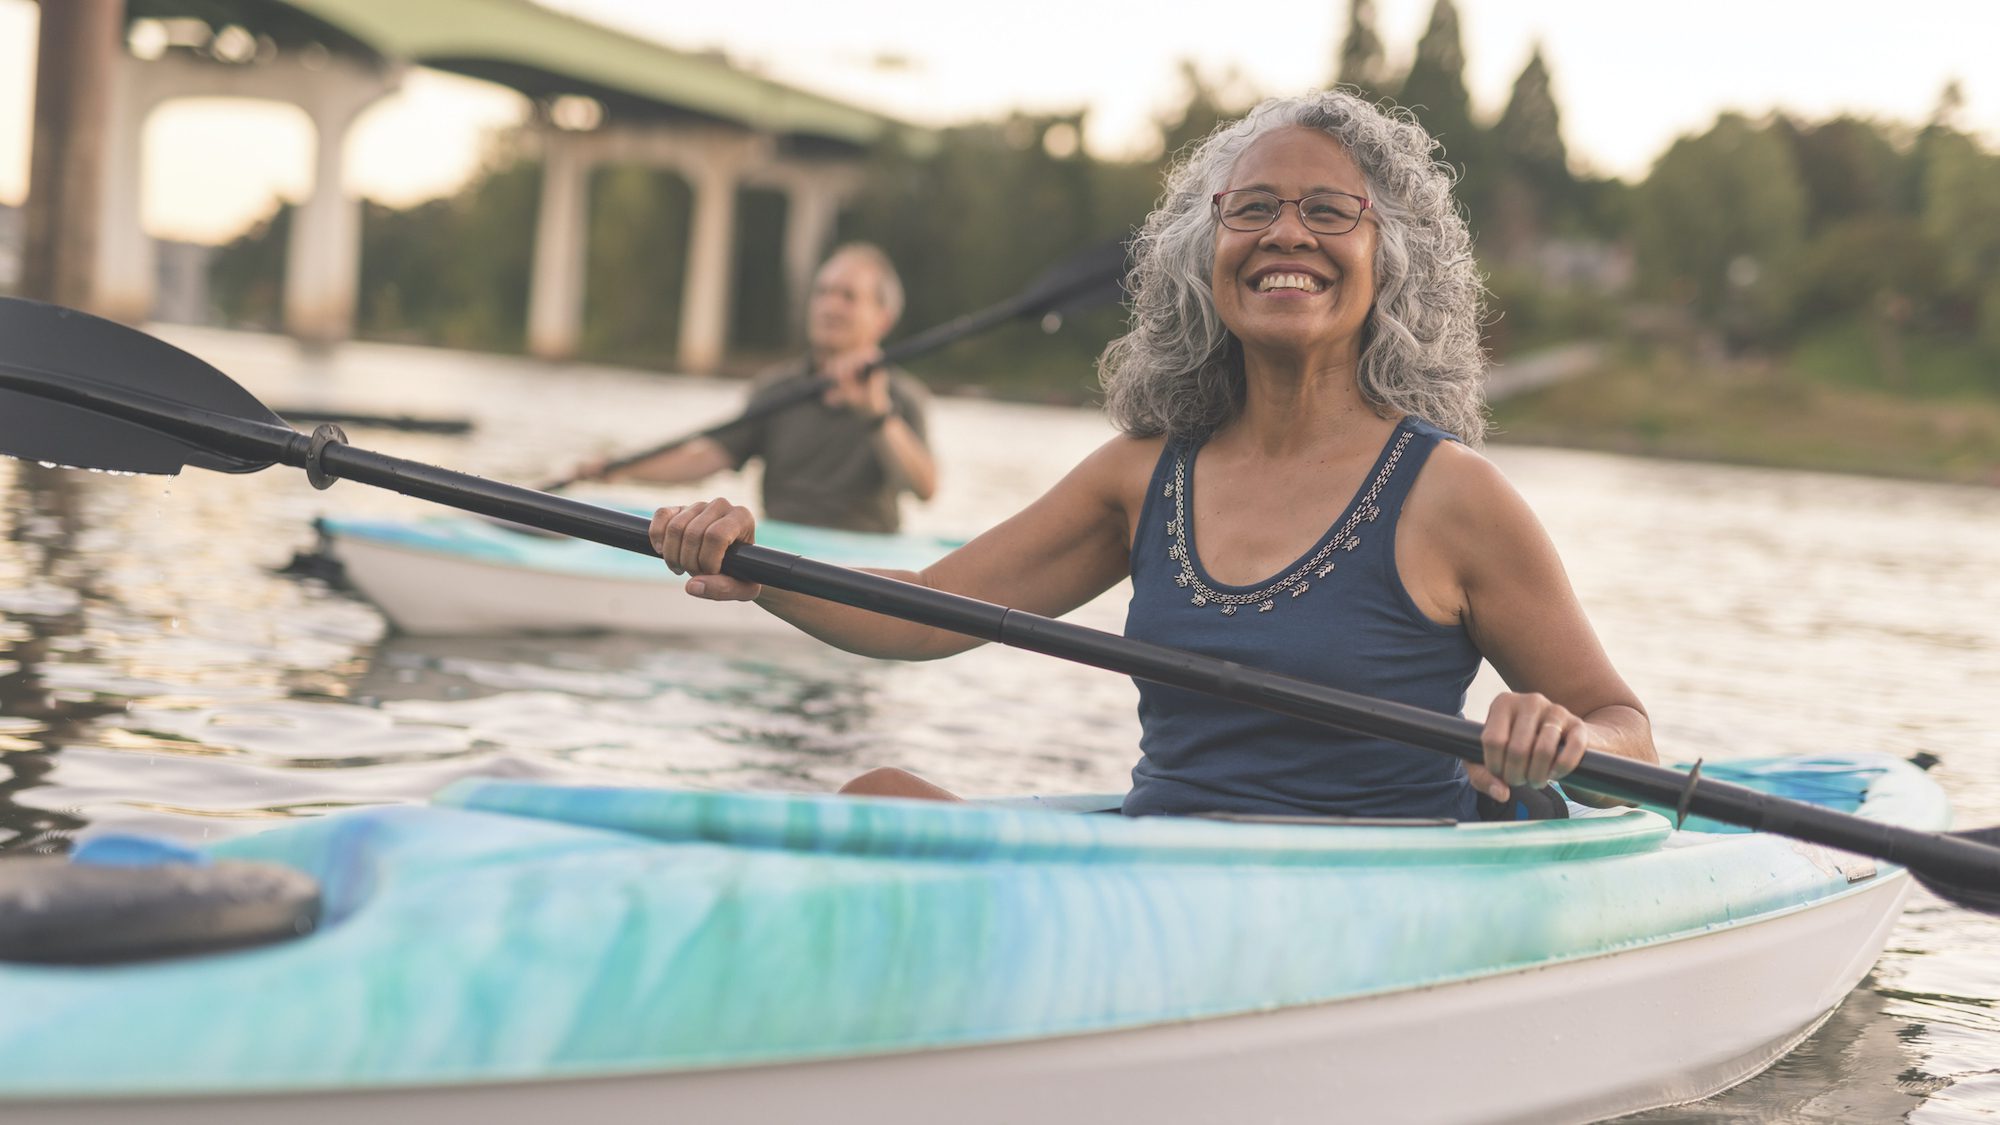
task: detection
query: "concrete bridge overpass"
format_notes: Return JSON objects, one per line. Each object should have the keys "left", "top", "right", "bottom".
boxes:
{"left": 99, "top": 0, "right": 922, "bottom": 371}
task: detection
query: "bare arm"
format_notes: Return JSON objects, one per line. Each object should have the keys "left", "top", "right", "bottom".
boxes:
{"left": 870, "top": 412, "right": 938, "bottom": 501}
{"left": 1400, "top": 443, "right": 1655, "bottom": 802}
{"left": 651, "top": 435, "right": 1158, "bottom": 660}
{"left": 594, "top": 437, "right": 735, "bottom": 486}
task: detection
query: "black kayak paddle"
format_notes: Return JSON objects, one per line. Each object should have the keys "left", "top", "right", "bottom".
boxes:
{"left": 3, "top": 295, "right": 2000, "bottom": 915}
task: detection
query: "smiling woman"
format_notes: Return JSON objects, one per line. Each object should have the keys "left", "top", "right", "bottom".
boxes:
{"left": 1102, "top": 96, "right": 1486, "bottom": 444}
{"left": 653, "top": 88, "right": 1659, "bottom": 823}
{"left": 1206, "top": 133, "right": 1382, "bottom": 397}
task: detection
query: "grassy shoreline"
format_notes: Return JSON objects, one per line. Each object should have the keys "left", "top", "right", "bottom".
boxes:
{"left": 1487, "top": 344, "right": 2000, "bottom": 489}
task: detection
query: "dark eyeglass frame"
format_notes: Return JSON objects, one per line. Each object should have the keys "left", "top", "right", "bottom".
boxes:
{"left": 1211, "top": 188, "right": 1372, "bottom": 236}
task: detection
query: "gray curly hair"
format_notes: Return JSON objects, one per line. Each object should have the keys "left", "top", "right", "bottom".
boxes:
{"left": 1098, "top": 89, "right": 1488, "bottom": 445}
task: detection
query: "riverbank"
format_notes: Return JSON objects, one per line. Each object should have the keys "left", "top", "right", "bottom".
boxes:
{"left": 1488, "top": 343, "right": 2000, "bottom": 489}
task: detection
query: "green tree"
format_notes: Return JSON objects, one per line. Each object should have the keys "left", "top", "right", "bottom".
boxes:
{"left": 1487, "top": 44, "right": 1575, "bottom": 260}
{"left": 728, "top": 187, "right": 792, "bottom": 355}
{"left": 208, "top": 204, "right": 290, "bottom": 331}
{"left": 1776, "top": 115, "right": 1909, "bottom": 233}
{"left": 355, "top": 157, "right": 539, "bottom": 352}
{"left": 1634, "top": 114, "right": 1809, "bottom": 343}
{"left": 1917, "top": 128, "right": 2000, "bottom": 358}
{"left": 1334, "top": 0, "right": 1387, "bottom": 101}
{"left": 1396, "top": 0, "right": 1490, "bottom": 225}
{"left": 1155, "top": 61, "right": 1256, "bottom": 163}
{"left": 1931, "top": 79, "right": 1967, "bottom": 132}
{"left": 1493, "top": 46, "right": 1567, "bottom": 184}
{"left": 580, "top": 165, "right": 691, "bottom": 366}
{"left": 835, "top": 109, "right": 1153, "bottom": 394}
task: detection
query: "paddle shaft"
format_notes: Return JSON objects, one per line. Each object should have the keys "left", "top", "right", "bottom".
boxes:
{"left": 541, "top": 374, "right": 827, "bottom": 490}
{"left": 273, "top": 409, "right": 473, "bottom": 435}
{"left": 7, "top": 359, "right": 1991, "bottom": 890}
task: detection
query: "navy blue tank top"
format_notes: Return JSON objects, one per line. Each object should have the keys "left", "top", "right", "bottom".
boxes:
{"left": 1122, "top": 416, "right": 1482, "bottom": 820}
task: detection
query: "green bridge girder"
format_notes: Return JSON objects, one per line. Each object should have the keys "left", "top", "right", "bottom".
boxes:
{"left": 124, "top": 0, "right": 920, "bottom": 152}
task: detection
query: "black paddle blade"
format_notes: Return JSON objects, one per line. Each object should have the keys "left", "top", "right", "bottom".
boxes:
{"left": 0, "top": 298, "right": 283, "bottom": 475}
{"left": 1914, "top": 826, "right": 2000, "bottom": 913}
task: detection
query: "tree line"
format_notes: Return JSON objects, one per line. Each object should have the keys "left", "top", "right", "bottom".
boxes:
{"left": 208, "top": 0, "right": 2000, "bottom": 400}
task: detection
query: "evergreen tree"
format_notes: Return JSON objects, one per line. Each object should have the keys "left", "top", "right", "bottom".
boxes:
{"left": 1398, "top": 0, "right": 1475, "bottom": 150}
{"left": 1156, "top": 61, "right": 1254, "bottom": 162}
{"left": 1493, "top": 46, "right": 1567, "bottom": 185}
{"left": 1397, "top": 0, "right": 1489, "bottom": 226}
{"left": 1334, "top": 0, "right": 1386, "bottom": 100}
{"left": 1487, "top": 45, "right": 1572, "bottom": 261}
{"left": 1931, "top": 79, "right": 1967, "bottom": 130}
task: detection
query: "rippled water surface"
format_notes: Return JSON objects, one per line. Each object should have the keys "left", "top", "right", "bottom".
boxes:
{"left": 3, "top": 326, "right": 1998, "bottom": 1120}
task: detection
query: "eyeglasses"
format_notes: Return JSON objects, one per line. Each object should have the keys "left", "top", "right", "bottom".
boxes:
{"left": 1211, "top": 189, "right": 1371, "bottom": 236}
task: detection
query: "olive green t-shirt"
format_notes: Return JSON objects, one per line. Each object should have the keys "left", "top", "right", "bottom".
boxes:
{"left": 708, "top": 367, "right": 931, "bottom": 534}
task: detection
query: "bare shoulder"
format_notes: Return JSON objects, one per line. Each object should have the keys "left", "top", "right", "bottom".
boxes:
{"left": 1407, "top": 439, "right": 1531, "bottom": 525}
{"left": 925, "top": 432, "right": 1165, "bottom": 617}
{"left": 969, "top": 431, "right": 1165, "bottom": 546}
{"left": 1080, "top": 430, "right": 1168, "bottom": 474}
{"left": 1064, "top": 432, "right": 1167, "bottom": 513}
{"left": 1402, "top": 439, "right": 1556, "bottom": 576}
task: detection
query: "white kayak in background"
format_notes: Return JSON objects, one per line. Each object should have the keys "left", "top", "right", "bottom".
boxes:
{"left": 314, "top": 510, "right": 964, "bottom": 636}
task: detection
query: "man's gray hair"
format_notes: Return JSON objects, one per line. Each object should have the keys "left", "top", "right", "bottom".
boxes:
{"left": 1098, "top": 89, "right": 1488, "bottom": 445}
{"left": 825, "top": 242, "right": 905, "bottom": 327}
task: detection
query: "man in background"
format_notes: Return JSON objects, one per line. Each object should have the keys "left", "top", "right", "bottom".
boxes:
{"left": 589, "top": 243, "right": 936, "bottom": 533}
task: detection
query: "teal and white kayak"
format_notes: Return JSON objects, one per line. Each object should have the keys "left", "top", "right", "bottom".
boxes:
{"left": 317, "top": 511, "right": 962, "bottom": 636}
{"left": 0, "top": 751, "right": 1945, "bottom": 1124}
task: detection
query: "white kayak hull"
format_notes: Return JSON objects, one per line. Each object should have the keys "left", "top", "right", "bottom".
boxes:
{"left": 329, "top": 529, "right": 795, "bottom": 637}
{"left": 318, "top": 513, "right": 962, "bottom": 636}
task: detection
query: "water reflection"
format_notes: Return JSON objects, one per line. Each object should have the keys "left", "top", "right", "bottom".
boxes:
{"left": 1, "top": 464, "right": 113, "bottom": 853}
{"left": 349, "top": 629, "right": 1138, "bottom": 792}
{"left": 2, "top": 326, "right": 1997, "bottom": 1117}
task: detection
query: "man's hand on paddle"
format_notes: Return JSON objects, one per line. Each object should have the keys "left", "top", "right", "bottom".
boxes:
{"left": 818, "top": 351, "right": 892, "bottom": 419}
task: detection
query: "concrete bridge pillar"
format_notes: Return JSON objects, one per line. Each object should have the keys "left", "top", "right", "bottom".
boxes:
{"left": 526, "top": 131, "right": 593, "bottom": 361}
{"left": 677, "top": 152, "right": 746, "bottom": 375}
{"left": 93, "top": 56, "right": 155, "bottom": 324}
{"left": 775, "top": 166, "right": 862, "bottom": 341}
{"left": 23, "top": 0, "right": 120, "bottom": 311}
{"left": 283, "top": 68, "right": 398, "bottom": 345}
{"left": 282, "top": 110, "right": 362, "bottom": 345}
{"left": 92, "top": 49, "right": 399, "bottom": 336}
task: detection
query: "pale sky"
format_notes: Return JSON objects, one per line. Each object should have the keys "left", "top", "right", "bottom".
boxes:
{"left": 2, "top": 0, "right": 1996, "bottom": 244}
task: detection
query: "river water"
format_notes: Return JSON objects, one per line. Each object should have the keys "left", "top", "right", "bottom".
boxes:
{"left": 3, "top": 325, "right": 1997, "bottom": 1121}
